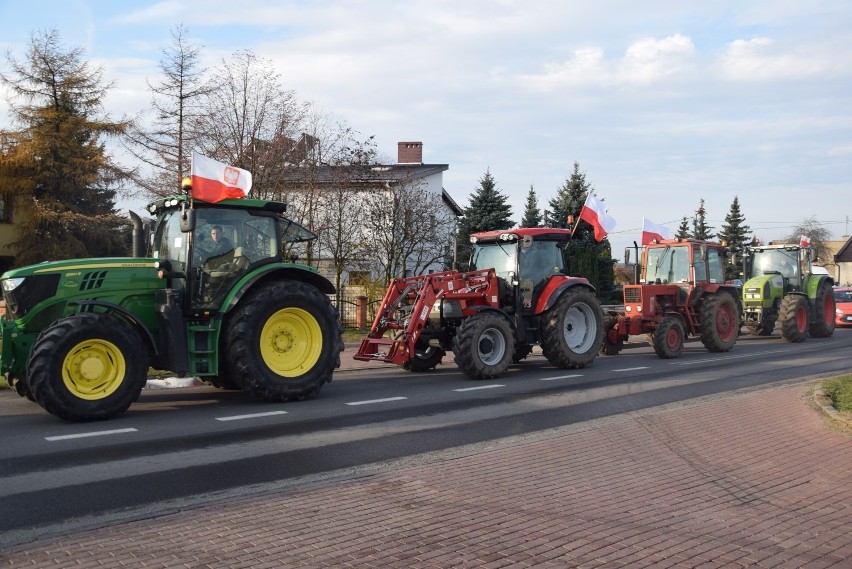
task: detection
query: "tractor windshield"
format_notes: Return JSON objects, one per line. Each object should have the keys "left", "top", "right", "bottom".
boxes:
{"left": 470, "top": 241, "right": 517, "bottom": 280}
{"left": 748, "top": 249, "right": 800, "bottom": 280}
{"left": 644, "top": 245, "right": 690, "bottom": 284}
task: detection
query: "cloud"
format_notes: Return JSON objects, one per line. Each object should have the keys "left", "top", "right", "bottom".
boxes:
{"left": 717, "top": 37, "right": 830, "bottom": 81}
{"left": 522, "top": 33, "right": 695, "bottom": 89}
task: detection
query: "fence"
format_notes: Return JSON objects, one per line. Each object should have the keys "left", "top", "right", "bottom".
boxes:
{"left": 328, "top": 293, "right": 383, "bottom": 329}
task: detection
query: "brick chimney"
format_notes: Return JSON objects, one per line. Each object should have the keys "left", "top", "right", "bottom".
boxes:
{"left": 397, "top": 141, "right": 423, "bottom": 164}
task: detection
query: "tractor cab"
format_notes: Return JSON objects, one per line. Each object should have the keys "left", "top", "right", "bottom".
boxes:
{"left": 743, "top": 244, "right": 807, "bottom": 293}
{"left": 148, "top": 196, "right": 315, "bottom": 315}
{"left": 469, "top": 228, "right": 571, "bottom": 313}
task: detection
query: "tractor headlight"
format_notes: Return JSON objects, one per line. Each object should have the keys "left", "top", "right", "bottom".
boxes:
{"left": 1, "top": 277, "right": 25, "bottom": 292}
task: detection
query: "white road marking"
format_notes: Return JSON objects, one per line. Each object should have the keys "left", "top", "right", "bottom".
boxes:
{"left": 346, "top": 397, "right": 407, "bottom": 406}
{"left": 539, "top": 374, "right": 583, "bottom": 381}
{"left": 215, "top": 411, "right": 288, "bottom": 422}
{"left": 453, "top": 384, "right": 505, "bottom": 392}
{"left": 45, "top": 428, "right": 138, "bottom": 442}
{"left": 613, "top": 367, "right": 649, "bottom": 372}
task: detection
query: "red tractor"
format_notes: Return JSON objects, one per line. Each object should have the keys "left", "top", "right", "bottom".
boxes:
{"left": 354, "top": 228, "right": 604, "bottom": 379}
{"left": 603, "top": 239, "right": 740, "bottom": 358}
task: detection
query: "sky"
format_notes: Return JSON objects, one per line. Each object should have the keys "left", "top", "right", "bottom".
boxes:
{"left": 1, "top": 0, "right": 850, "bottom": 260}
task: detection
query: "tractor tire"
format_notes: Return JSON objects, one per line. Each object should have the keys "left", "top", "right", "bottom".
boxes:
{"left": 699, "top": 291, "right": 738, "bottom": 353}
{"left": 224, "top": 280, "right": 343, "bottom": 402}
{"left": 779, "top": 294, "right": 808, "bottom": 343}
{"left": 27, "top": 313, "right": 147, "bottom": 422}
{"left": 404, "top": 346, "right": 445, "bottom": 372}
{"left": 453, "top": 312, "right": 514, "bottom": 379}
{"left": 11, "top": 376, "right": 35, "bottom": 402}
{"left": 540, "top": 288, "right": 604, "bottom": 369}
{"left": 808, "top": 281, "right": 836, "bottom": 338}
{"left": 601, "top": 314, "right": 624, "bottom": 356}
{"left": 653, "top": 317, "right": 685, "bottom": 359}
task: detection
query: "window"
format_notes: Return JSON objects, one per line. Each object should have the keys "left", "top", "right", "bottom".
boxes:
{"left": 0, "top": 195, "right": 12, "bottom": 223}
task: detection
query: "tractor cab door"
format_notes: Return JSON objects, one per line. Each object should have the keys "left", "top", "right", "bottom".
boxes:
{"left": 188, "top": 208, "right": 281, "bottom": 309}
{"left": 518, "top": 240, "right": 563, "bottom": 312}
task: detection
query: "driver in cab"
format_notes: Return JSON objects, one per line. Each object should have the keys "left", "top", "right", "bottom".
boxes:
{"left": 208, "top": 225, "right": 233, "bottom": 258}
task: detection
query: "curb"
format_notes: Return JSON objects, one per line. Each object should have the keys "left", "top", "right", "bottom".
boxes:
{"left": 812, "top": 386, "right": 852, "bottom": 430}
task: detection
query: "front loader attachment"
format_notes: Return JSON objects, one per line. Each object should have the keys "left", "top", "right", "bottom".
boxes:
{"left": 354, "top": 269, "right": 495, "bottom": 367}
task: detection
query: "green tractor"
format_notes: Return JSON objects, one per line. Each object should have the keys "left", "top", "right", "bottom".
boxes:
{"left": 0, "top": 193, "right": 344, "bottom": 421}
{"left": 741, "top": 243, "right": 835, "bottom": 342}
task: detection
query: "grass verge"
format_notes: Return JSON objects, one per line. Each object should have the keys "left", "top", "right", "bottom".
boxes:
{"left": 821, "top": 374, "right": 852, "bottom": 412}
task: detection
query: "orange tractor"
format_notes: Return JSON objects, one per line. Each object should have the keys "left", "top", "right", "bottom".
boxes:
{"left": 603, "top": 239, "right": 741, "bottom": 358}
{"left": 354, "top": 228, "right": 604, "bottom": 379}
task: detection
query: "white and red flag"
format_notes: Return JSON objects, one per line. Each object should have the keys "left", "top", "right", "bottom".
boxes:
{"left": 799, "top": 235, "right": 811, "bottom": 247}
{"left": 579, "top": 193, "right": 616, "bottom": 242}
{"left": 190, "top": 151, "right": 252, "bottom": 203}
{"left": 641, "top": 218, "right": 673, "bottom": 245}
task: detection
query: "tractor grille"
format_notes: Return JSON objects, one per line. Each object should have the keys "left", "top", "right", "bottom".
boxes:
{"left": 623, "top": 286, "right": 641, "bottom": 304}
{"left": 2, "top": 274, "right": 60, "bottom": 320}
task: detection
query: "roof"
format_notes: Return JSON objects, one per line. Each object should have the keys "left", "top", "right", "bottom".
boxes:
{"left": 473, "top": 227, "right": 574, "bottom": 241}
{"left": 281, "top": 163, "right": 448, "bottom": 185}
{"left": 835, "top": 235, "right": 852, "bottom": 263}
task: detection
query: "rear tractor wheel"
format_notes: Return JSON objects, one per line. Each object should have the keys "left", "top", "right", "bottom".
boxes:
{"left": 540, "top": 288, "right": 604, "bottom": 368}
{"left": 699, "top": 291, "right": 738, "bottom": 353}
{"left": 808, "top": 281, "right": 836, "bottom": 338}
{"left": 224, "top": 280, "right": 344, "bottom": 402}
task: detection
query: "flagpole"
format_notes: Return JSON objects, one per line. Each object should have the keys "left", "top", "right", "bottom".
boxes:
{"left": 571, "top": 193, "right": 591, "bottom": 237}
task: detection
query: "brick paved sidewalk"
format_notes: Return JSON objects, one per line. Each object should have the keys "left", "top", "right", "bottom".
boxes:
{"left": 2, "top": 384, "right": 850, "bottom": 568}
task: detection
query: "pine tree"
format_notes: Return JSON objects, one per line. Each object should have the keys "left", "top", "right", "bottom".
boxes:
{"left": 676, "top": 217, "right": 691, "bottom": 240}
{"left": 0, "top": 29, "right": 131, "bottom": 265}
{"left": 718, "top": 196, "right": 752, "bottom": 279}
{"left": 692, "top": 198, "right": 715, "bottom": 240}
{"left": 549, "top": 162, "right": 589, "bottom": 233}
{"left": 456, "top": 169, "right": 513, "bottom": 266}
{"left": 520, "top": 184, "right": 542, "bottom": 228}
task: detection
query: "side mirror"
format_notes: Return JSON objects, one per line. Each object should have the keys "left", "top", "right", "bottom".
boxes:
{"left": 624, "top": 248, "right": 631, "bottom": 264}
{"left": 521, "top": 235, "right": 533, "bottom": 250}
{"left": 179, "top": 203, "right": 196, "bottom": 233}
{"left": 700, "top": 243, "right": 708, "bottom": 261}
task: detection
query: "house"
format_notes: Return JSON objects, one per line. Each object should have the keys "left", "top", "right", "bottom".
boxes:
{"left": 829, "top": 236, "right": 852, "bottom": 286}
{"left": 282, "top": 141, "right": 462, "bottom": 286}
{"left": 0, "top": 193, "right": 22, "bottom": 273}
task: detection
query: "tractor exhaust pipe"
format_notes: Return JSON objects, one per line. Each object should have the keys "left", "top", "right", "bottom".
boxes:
{"left": 129, "top": 210, "right": 145, "bottom": 258}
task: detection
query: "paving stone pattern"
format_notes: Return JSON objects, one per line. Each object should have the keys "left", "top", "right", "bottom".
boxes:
{"left": 2, "top": 385, "right": 850, "bottom": 568}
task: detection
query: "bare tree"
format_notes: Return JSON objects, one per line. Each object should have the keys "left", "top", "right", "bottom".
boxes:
{"left": 193, "top": 49, "right": 309, "bottom": 199}
{"left": 783, "top": 216, "right": 833, "bottom": 262}
{"left": 123, "top": 24, "right": 211, "bottom": 197}
{"left": 364, "top": 175, "right": 457, "bottom": 283}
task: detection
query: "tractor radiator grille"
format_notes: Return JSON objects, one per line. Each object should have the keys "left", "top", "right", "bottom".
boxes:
{"left": 623, "top": 287, "right": 641, "bottom": 304}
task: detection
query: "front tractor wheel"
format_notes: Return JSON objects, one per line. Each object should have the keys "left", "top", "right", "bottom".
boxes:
{"left": 699, "top": 291, "right": 738, "bottom": 353}
{"left": 809, "top": 281, "right": 836, "bottom": 338}
{"left": 27, "top": 313, "right": 147, "bottom": 422}
{"left": 224, "top": 280, "right": 343, "bottom": 402}
{"left": 653, "top": 317, "right": 685, "bottom": 359}
{"left": 453, "top": 312, "right": 514, "bottom": 379}
{"left": 540, "top": 288, "right": 604, "bottom": 369}
{"left": 779, "top": 294, "right": 809, "bottom": 343}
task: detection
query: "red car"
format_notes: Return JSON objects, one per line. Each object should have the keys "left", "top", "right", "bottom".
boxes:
{"left": 835, "top": 287, "right": 852, "bottom": 327}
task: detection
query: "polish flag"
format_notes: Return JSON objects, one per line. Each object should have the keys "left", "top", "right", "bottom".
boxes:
{"left": 190, "top": 151, "right": 252, "bottom": 203}
{"left": 579, "top": 193, "right": 616, "bottom": 242}
{"left": 799, "top": 235, "right": 811, "bottom": 247}
{"left": 641, "top": 218, "right": 674, "bottom": 245}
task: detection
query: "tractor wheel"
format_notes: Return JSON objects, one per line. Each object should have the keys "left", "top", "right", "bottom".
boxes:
{"left": 808, "top": 281, "right": 836, "bottom": 338}
{"left": 10, "top": 376, "right": 35, "bottom": 402}
{"left": 223, "top": 280, "right": 343, "bottom": 402}
{"left": 601, "top": 314, "right": 624, "bottom": 356}
{"left": 540, "top": 288, "right": 604, "bottom": 369}
{"left": 699, "top": 291, "right": 738, "bottom": 353}
{"left": 453, "top": 312, "right": 514, "bottom": 379}
{"left": 27, "top": 313, "right": 147, "bottom": 422}
{"left": 653, "top": 317, "right": 685, "bottom": 359}
{"left": 779, "top": 294, "right": 809, "bottom": 343}
{"left": 404, "top": 346, "right": 445, "bottom": 372}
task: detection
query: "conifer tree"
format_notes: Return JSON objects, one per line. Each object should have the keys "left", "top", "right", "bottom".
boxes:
{"left": 520, "top": 184, "right": 542, "bottom": 228}
{"left": 676, "top": 217, "right": 691, "bottom": 240}
{"left": 455, "top": 169, "right": 513, "bottom": 265}
{"left": 0, "top": 29, "right": 131, "bottom": 265}
{"left": 718, "top": 196, "right": 752, "bottom": 279}
{"left": 692, "top": 198, "right": 715, "bottom": 240}
{"left": 549, "top": 162, "right": 589, "bottom": 233}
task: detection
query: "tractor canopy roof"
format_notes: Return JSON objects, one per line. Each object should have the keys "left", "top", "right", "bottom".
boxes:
{"left": 645, "top": 238, "right": 726, "bottom": 249}
{"left": 471, "top": 227, "right": 574, "bottom": 243}
{"left": 146, "top": 194, "right": 288, "bottom": 216}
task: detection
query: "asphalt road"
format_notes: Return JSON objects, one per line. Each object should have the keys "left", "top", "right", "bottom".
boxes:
{"left": 1, "top": 329, "right": 850, "bottom": 542}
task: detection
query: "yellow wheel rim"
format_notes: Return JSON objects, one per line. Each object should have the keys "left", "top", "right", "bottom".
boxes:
{"left": 259, "top": 307, "right": 323, "bottom": 377}
{"left": 61, "top": 339, "right": 126, "bottom": 400}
